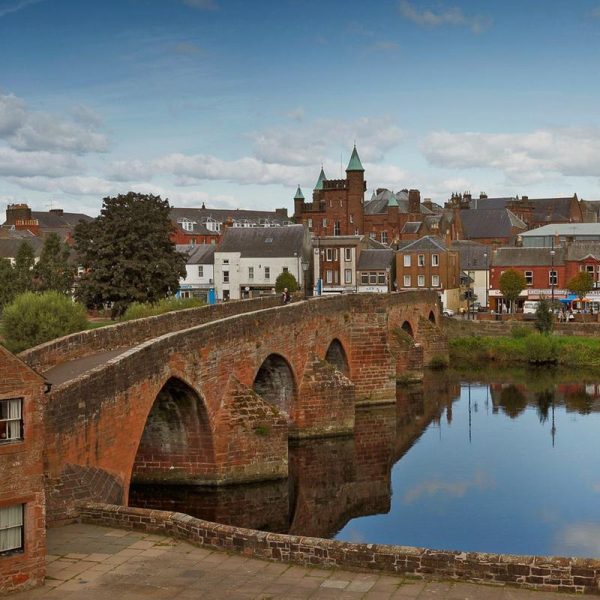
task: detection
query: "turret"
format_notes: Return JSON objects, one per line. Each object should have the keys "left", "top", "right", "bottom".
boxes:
{"left": 293, "top": 185, "right": 305, "bottom": 219}
{"left": 345, "top": 145, "right": 365, "bottom": 233}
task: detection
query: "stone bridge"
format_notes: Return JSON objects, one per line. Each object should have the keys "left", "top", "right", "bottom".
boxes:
{"left": 24, "top": 293, "right": 446, "bottom": 525}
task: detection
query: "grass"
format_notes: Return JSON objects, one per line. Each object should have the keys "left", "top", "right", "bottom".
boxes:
{"left": 121, "top": 297, "right": 205, "bottom": 321}
{"left": 450, "top": 334, "right": 600, "bottom": 368}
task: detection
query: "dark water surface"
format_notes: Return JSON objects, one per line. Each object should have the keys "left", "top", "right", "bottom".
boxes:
{"left": 130, "top": 368, "right": 600, "bottom": 557}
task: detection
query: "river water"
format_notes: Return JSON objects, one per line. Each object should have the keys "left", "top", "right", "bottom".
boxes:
{"left": 130, "top": 368, "right": 600, "bottom": 557}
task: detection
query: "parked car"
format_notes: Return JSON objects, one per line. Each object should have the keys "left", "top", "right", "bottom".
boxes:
{"left": 442, "top": 308, "right": 455, "bottom": 317}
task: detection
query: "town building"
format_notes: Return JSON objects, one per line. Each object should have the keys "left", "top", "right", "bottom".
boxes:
{"left": 394, "top": 236, "right": 460, "bottom": 311}
{"left": 451, "top": 240, "right": 491, "bottom": 310}
{"left": 176, "top": 244, "right": 216, "bottom": 300}
{"left": 0, "top": 346, "right": 47, "bottom": 594}
{"left": 356, "top": 249, "right": 395, "bottom": 293}
{"left": 520, "top": 223, "right": 600, "bottom": 247}
{"left": 170, "top": 205, "right": 291, "bottom": 245}
{"left": 455, "top": 207, "right": 526, "bottom": 247}
{"left": 0, "top": 230, "right": 43, "bottom": 265}
{"left": 214, "top": 225, "right": 311, "bottom": 301}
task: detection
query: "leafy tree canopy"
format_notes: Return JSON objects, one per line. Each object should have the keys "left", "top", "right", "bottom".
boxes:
{"left": 566, "top": 271, "right": 593, "bottom": 302}
{"left": 534, "top": 298, "right": 554, "bottom": 334}
{"left": 499, "top": 269, "right": 526, "bottom": 312}
{"left": 14, "top": 241, "right": 35, "bottom": 294}
{"left": 74, "top": 192, "right": 186, "bottom": 317}
{"left": 34, "top": 233, "right": 75, "bottom": 294}
{"left": 0, "top": 258, "right": 16, "bottom": 311}
{"left": 275, "top": 271, "right": 298, "bottom": 294}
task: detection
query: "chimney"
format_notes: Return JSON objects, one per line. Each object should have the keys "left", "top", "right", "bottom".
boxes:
{"left": 275, "top": 208, "right": 288, "bottom": 218}
{"left": 423, "top": 198, "right": 433, "bottom": 211}
{"left": 408, "top": 189, "right": 421, "bottom": 214}
{"left": 6, "top": 203, "right": 32, "bottom": 225}
{"left": 479, "top": 192, "right": 488, "bottom": 199}
{"left": 49, "top": 208, "right": 64, "bottom": 216}
{"left": 521, "top": 195, "right": 529, "bottom": 202}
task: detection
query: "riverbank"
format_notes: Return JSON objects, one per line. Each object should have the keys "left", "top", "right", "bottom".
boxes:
{"left": 450, "top": 332, "right": 600, "bottom": 367}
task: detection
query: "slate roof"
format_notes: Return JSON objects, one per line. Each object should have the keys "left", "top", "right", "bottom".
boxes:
{"left": 491, "top": 246, "right": 566, "bottom": 267}
{"left": 365, "top": 189, "right": 433, "bottom": 215}
{"left": 468, "top": 197, "right": 515, "bottom": 210}
{"left": 0, "top": 237, "right": 43, "bottom": 259}
{"left": 397, "top": 236, "right": 448, "bottom": 253}
{"left": 357, "top": 249, "right": 394, "bottom": 271}
{"left": 530, "top": 197, "right": 578, "bottom": 223}
{"left": 401, "top": 222, "right": 422, "bottom": 234}
{"left": 176, "top": 244, "right": 216, "bottom": 265}
{"left": 31, "top": 210, "right": 92, "bottom": 228}
{"left": 459, "top": 209, "right": 526, "bottom": 239}
{"left": 218, "top": 225, "right": 305, "bottom": 258}
{"left": 170, "top": 207, "right": 290, "bottom": 229}
{"left": 565, "top": 241, "right": 600, "bottom": 261}
{"left": 451, "top": 240, "right": 491, "bottom": 270}
{"left": 521, "top": 223, "right": 600, "bottom": 237}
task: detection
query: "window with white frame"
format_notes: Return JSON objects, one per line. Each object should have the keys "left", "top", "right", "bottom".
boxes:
{"left": 265, "top": 267, "right": 270, "bottom": 280}
{"left": 525, "top": 271, "right": 533, "bottom": 285}
{"left": 223, "top": 270, "right": 229, "bottom": 283}
{"left": 345, "top": 269, "right": 352, "bottom": 284}
{"left": 334, "top": 221, "right": 341, "bottom": 236}
{"left": 326, "top": 270, "right": 333, "bottom": 283}
{"left": 361, "top": 273, "right": 369, "bottom": 284}
{"left": 180, "top": 219, "right": 194, "bottom": 232}
{"left": 417, "top": 274, "right": 425, "bottom": 287}
{"left": 307, "top": 218, "right": 312, "bottom": 229}
{"left": 322, "top": 218, "right": 328, "bottom": 228}
{"left": 369, "top": 232, "right": 376, "bottom": 239}
{"left": 403, "top": 255, "right": 411, "bottom": 267}
{"left": 369, "top": 273, "right": 377, "bottom": 284}
{"left": 431, "top": 275, "right": 440, "bottom": 287}
{"left": 197, "top": 266, "right": 203, "bottom": 278}
{"left": 349, "top": 214, "right": 354, "bottom": 224}
{"left": 381, "top": 231, "right": 388, "bottom": 244}
{"left": 403, "top": 275, "right": 411, "bottom": 287}
{"left": 344, "top": 248, "right": 352, "bottom": 261}
{"left": 378, "top": 272, "right": 386, "bottom": 284}
{"left": 326, "top": 248, "right": 333, "bottom": 261}
{"left": 248, "top": 267, "right": 254, "bottom": 280}
{"left": 418, "top": 254, "right": 425, "bottom": 267}
{"left": 549, "top": 270, "right": 557, "bottom": 286}
{"left": 334, "top": 271, "right": 339, "bottom": 284}
{"left": 0, "top": 399, "right": 22, "bottom": 443}
{"left": 431, "top": 254, "right": 439, "bottom": 266}
{"left": 0, "top": 504, "right": 23, "bottom": 554}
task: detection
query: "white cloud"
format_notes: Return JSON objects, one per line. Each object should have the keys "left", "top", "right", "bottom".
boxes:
{"left": 0, "top": 0, "right": 44, "bottom": 19}
{"left": 398, "top": 0, "right": 492, "bottom": 34}
{"left": 0, "top": 92, "right": 108, "bottom": 154}
{"left": 403, "top": 470, "right": 495, "bottom": 504}
{"left": 422, "top": 127, "right": 600, "bottom": 185}
{"left": 555, "top": 522, "right": 600, "bottom": 556}
{"left": 8, "top": 175, "right": 116, "bottom": 196}
{"left": 0, "top": 147, "right": 81, "bottom": 178}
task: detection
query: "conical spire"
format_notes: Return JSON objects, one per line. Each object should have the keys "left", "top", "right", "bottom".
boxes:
{"left": 314, "top": 166, "right": 326, "bottom": 190}
{"left": 294, "top": 185, "right": 304, "bottom": 200}
{"left": 346, "top": 145, "right": 364, "bottom": 172}
{"left": 388, "top": 194, "right": 399, "bottom": 208}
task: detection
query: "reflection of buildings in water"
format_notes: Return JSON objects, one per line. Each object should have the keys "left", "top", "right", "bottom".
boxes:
{"left": 129, "top": 371, "right": 462, "bottom": 539}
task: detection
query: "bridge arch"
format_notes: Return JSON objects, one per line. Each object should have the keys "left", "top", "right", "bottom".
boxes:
{"left": 253, "top": 353, "right": 296, "bottom": 416}
{"left": 401, "top": 320, "right": 415, "bottom": 338}
{"left": 131, "top": 376, "right": 215, "bottom": 485}
{"left": 325, "top": 338, "right": 350, "bottom": 377}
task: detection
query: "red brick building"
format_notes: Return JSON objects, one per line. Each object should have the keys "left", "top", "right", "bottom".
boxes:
{"left": 0, "top": 347, "right": 47, "bottom": 594}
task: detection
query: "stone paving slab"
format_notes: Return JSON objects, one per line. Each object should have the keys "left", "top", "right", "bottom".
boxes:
{"left": 10, "top": 524, "right": 585, "bottom": 599}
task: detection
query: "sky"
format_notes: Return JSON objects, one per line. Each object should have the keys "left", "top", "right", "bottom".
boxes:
{"left": 2, "top": 0, "right": 600, "bottom": 218}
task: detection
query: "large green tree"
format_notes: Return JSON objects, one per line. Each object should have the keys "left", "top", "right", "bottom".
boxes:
{"left": 566, "top": 271, "right": 593, "bottom": 304}
{"left": 0, "top": 258, "right": 16, "bottom": 311}
{"left": 74, "top": 192, "right": 186, "bottom": 317}
{"left": 498, "top": 269, "right": 526, "bottom": 313}
{"left": 13, "top": 241, "right": 36, "bottom": 294}
{"left": 34, "top": 233, "right": 75, "bottom": 294}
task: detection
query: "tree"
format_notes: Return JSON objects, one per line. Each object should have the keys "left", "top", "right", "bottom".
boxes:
{"left": 534, "top": 298, "right": 553, "bottom": 334}
{"left": 498, "top": 269, "right": 526, "bottom": 313}
{"left": 566, "top": 271, "right": 593, "bottom": 304}
{"left": 74, "top": 192, "right": 187, "bottom": 317}
{"left": 13, "top": 241, "right": 35, "bottom": 294}
{"left": 2, "top": 291, "right": 88, "bottom": 353}
{"left": 275, "top": 271, "right": 298, "bottom": 294}
{"left": 34, "top": 233, "right": 75, "bottom": 294}
{"left": 0, "top": 258, "right": 16, "bottom": 311}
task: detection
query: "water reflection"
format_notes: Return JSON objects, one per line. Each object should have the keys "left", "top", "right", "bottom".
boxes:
{"left": 130, "top": 367, "right": 600, "bottom": 557}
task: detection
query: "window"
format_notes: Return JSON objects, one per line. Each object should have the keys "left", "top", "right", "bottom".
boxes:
{"left": 190, "top": 238, "right": 196, "bottom": 246}
{"left": 344, "top": 248, "right": 352, "bottom": 261}
{"left": 403, "top": 275, "right": 411, "bottom": 287}
{"left": 248, "top": 267, "right": 254, "bottom": 280}
{"left": 369, "top": 273, "right": 377, "bottom": 284}
{"left": 418, "top": 275, "right": 425, "bottom": 287}
{"left": 431, "top": 275, "right": 440, "bottom": 287}
{"left": 377, "top": 272, "right": 386, "bottom": 284}
{"left": 326, "top": 248, "right": 333, "bottom": 261}
{"left": 223, "top": 259, "right": 229, "bottom": 265}
{"left": 307, "top": 218, "right": 312, "bottom": 229}
{"left": 223, "top": 270, "right": 229, "bottom": 284}
{"left": 431, "top": 254, "right": 439, "bottom": 267}
{"left": 361, "top": 273, "right": 369, "bottom": 284}
{"left": 369, "top": 232, "right": 376, "bottom": 239}
{"left": 403, "top": 255, "right": 411, "bottom": 267}
{"left": 549, "top": 270, "right": 557, "bottom": 286}
{"left": 322, "top": 218, "right": 328, "bottom": 228}
{"left": 181, "top": 219, "right": 193, "bottom": 232}
{"left": 326, "top": 270, "right": 333, "bottom": 284}
{"left": 349, "top": 214, "right": 354, "bottom": 224}
{"left": 265, "top": 267, "right": 270, "bottom": 280}
{"left": 525, "top": 271, "right": 533, "bottom": 285}
{"left": 345, "top": 269, "right": 352, "bottom": 284}
{"left": 329, "top": 200, "right": 332, "bottom": 208}
{"left": 418, "top": 254, "right": 425, "bottom": 267}
{"left": 0, "top": 399, "right": 22, "bottom": 443}
{"left": 198, "top": 266, "right": 203, "bottom": 278}
{"left": 282, "top": 267, "right": 288, "bottom": 273}
{"left": 381, "top": 232, "right": 388, "bottom": 244}
{"left": 0, "top": 505, "right": 23, "bottom": 554}
{"left": 334, "top": 221, "right": 341, "bottom": 236}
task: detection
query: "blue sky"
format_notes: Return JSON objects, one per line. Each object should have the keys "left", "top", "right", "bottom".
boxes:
{"left": 1, "top": 0, "right": 600, "bottom": 217}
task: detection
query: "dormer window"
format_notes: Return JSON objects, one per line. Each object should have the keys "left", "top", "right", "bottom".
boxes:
{"left": 179, "top": 218, "right": 194, "bottom": 232}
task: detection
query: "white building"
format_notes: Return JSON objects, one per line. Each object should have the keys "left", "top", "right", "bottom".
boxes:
{"left": 214, "top": 225, "right": 311, "bottom": 301}
{"left": 176, "top": 244, "right": 216, "bottom": 299}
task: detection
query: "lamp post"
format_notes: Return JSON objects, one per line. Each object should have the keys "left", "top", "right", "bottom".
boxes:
{"left": 550, "top": 238, "right": 556, "bottom": 307}
{"left": 483, "top": 251, "right": 489, "bottom": 311}
{"left": 301, "top": 258, "right": 309, "bottom": 298}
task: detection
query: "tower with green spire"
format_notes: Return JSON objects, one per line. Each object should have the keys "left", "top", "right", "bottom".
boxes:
{"left": 314, "top": 166, "right": 326, "bottom": 191}
{"left": 346, "top": 145, "right": 364, "bottom": 172}
{"left": 293, "top": 185, "right": 305, "bottom": 218}
{"left": 345, "top": 145, "right": 365, "bottom": 233}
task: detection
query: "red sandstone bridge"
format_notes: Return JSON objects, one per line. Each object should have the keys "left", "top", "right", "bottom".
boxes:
{"left": 20, "top": 292, "right": 446, "bottom": 525}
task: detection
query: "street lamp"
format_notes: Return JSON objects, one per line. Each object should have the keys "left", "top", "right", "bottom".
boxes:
{"left": 483, "top": 251, "right": 489, "bottom": 311}
{"left": 301, "top": 258, "right": 309, "bottom": 298}
{"left": 550, "top": 238, "right": 556, "bottom": 307}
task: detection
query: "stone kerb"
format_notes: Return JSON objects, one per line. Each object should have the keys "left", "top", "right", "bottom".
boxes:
{"left": 19, "top": 295, "right": 281, "bottom": 373}
{"left": 79, "top": 502, "right": 600, "bottom": 595}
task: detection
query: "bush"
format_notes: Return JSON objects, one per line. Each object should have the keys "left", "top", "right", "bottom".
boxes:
{"left": 524, "top": 334, "right": 559, "bottom": 364}
{"left": 275, "top": 271, "right": 298, "bottom": 294}
{"left": 534, "top": 298, "right": 554, "bottom": 334}
{"left": 511, "top": 324, "right": 532, "bottom": 339}
{"left": 122, "top": 296, "right": 204, "bottom": 321}
{"left": 428, "top": 355, "right": 449, "bottom": 370}
{"left": 2, "top": 291, "right": 88, "bottom": 353}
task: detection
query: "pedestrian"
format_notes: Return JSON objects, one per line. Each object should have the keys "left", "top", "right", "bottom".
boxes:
{"left": 281, "top": 287, "right": 291, "bottom": 304}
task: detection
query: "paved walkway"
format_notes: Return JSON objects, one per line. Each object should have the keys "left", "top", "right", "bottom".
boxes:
{"left": 43, "top": 349, "right": 131, "bottom": 386}
{"left": 12, "top": 523, "right": 583, "bottom": 599}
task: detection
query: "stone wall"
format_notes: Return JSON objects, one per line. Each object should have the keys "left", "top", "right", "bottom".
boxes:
{"left": 79, "top": 503, "right": 600, "bottom": 595}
